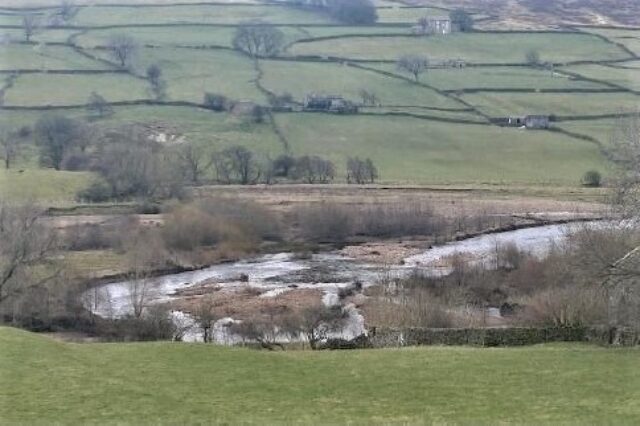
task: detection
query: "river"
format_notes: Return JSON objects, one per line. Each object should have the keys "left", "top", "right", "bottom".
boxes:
{"left": 89, "top": 221, "right": 602, "bottom": 342}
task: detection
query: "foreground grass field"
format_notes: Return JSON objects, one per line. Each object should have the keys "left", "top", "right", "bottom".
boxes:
{"left": 1, "top": 327, "right": 638, "bottom": 424}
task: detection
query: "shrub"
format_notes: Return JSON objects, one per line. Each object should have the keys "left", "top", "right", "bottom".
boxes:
{"left": 203, "top": 92, "right": 229, "bottom": 111}
{"left": 296, "top": 203, "right": 355, "bottom": 242}
{"left": 161, "top": 205, "right": 232, "bottom": 251}
{"left": 77, "top": 179, "right": 112, "bottom": 203}
{"left": 356, "top": 202, "right": 437, "bottom": 238}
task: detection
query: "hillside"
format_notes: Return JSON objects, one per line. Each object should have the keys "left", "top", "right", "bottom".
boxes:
{"left": 402, "top": 0, "right": 640, "bottom": 29}
{"left": 1, "top": 327, "right": 639, "bottom": 424}
{"left": 3, "top": 0, "right": 638, "bottom": 202}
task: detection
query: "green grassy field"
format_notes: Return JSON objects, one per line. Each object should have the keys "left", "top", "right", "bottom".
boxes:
{"left": 1, "top": 327, "right": 639, "bottom": 424}
{"left": 0, "top": 44, "right": 109, "bottom": 70}
{"left": 275, "top": 113, "right": 606, "bottom": 185}
{"left": 371, "top": 63, "right": 610, "bottom": 91}
{"left": 5, "top": 73, "right": 149, "bottom": 106}
{"left": 0, "top": 168, "right": 92, "bottom": 203}
{"left": 461, "top": 91, "right": 640, "bottom": 117}
{"left": 561, "top": 63, "right": 640, "bottom": 92}
{"left": 583, "top": 28, "right": 640, "bottom": 55}
{"left": 260, "top": 59, "right": 463, "bottom": 109}
{"left": 288, "top": 32, "right": 630, "bottom": 63}
{"left": 74, "top": 4, "right": 333, "bottom": 26}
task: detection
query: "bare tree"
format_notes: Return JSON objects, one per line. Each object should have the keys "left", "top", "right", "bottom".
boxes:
{"left": 191, "top": 296, "right": 219, "bottom": 342}
{"left": 232, "top": 23, "right": 284, "bottom": 58}
{"left": 106, "top": 34, "right": 138, "bottom": 68}
{"left": 347, "top": 156, "right": 378, "bottom": 184}
{"left": 0, "top": 126, "right": 28, "bottom": 170}
{"left": 21, "top": 14, "right": 40, "bottom": 42}
{"left": 146, "top": 64, "right": 167, "bottom": 101}
{"left": 358, "top": 89, "right": 379, "bottom": 106}
{"left": 34, "top": 114, "right": 83, "bottom": 170}
{"left": 525, "top": 49, "right": 541, "bottom": 68}
{"left": 212, "top": 146, "right": 261, "bottom": 185}
{"left": 176, "top": 143, "right": 212, "bottom": 185}
{"left": 86, "top": 91, "right": 113, "bottom": 119}
{"left": 397, "top": 54, "right": 429, "bottom": 82}
{"left": 123, "top": 228, "right": 166, "bottom": 318}
{"left": 294, "top": 155, "right": 335, "bottom": 184}
{"left": 609, "top": 111, "right": 640, "bottom": 217}
{"left": 0, "top": 203, "right": 58, "bottom": 307}
{"left": 296, "top": 305, "right": 347, "bottom": 349}
{"left": 57, "top": 0, "right": 79, "bottom": 23}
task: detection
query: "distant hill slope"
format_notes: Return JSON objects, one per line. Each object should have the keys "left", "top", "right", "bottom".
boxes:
{"left": 399, "top": 0, "right": 640, "bottom": 29}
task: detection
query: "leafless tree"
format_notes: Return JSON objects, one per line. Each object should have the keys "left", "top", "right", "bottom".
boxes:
{"left": 294, "top": 155, "right": 335, "bottom": 184}
{"left": 347, "top": 157, "right": 378, "bottom": 184}
{"left": 397, "top": 54, "right": 429, "bottom": 82}
{"left": 296, "top": 305, "right": 347, "bottom": 349}
{"left": 176, "top": 143, "right": 212, "bottom": 185}
{"left": 358, "top": 89, "right": 379, "bottom": 106}
{"left": 525, "top": 49, "right": 541, "bottom": 68}
{"left": 609, "top": 111, "right": 640, "bottom": 217}
{"left": 212, "top": 145, "right": 261, "bottom": 184}
{"left": 123, "top": 228, "right": 166, "bottom": 318}
{"left": 0, "top": 127, "right": 27, "bottom": 169}
{"left": 146, "top": 64, "right": 167, "bottom": 101}
{"left": 57, "top": 0, "right": 79, "bottom": 23}
{"left": 0, "top": 203, "right": 58, "bottom": 308}
{"left": 21, "top": 14, "right": 40, "bottom": 42}
{"left": 106, "top": 34, "right": 138, "bottom": 68}
{"left": 191, "top": 296, "right": 219, "bottom": 342}
{"left": 34, "top": 114, "right": 84, "bottom": 170}
{"left": 84, "top": 126, "right": 184, "bottom": 200}
{"left": 232, "top": 23, "right": 284, "bottom": 58}
{"left": 86, "top": 91, "right": 113, "bottom": 119}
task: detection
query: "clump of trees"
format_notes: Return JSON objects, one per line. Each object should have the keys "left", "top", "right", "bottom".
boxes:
{"left": 358, "top": 89, "right": 379, "bottom": 106}
{"left": 34, "top": 114, "right": 87, "bottom": 170}
{"left": 449, "top": 9, "right": 473, "bottom": 32}
{"left": 212, "top": 145, "right": 264, "bottom": 185}
{"left": 79, "top": 125, "right": 184, "bottom": 201}
{"left": 230, "top": 304, "right": 348, "bottom": 350}
{"left": 203, "top": 92, "right": 230, "bottom": 111}
{"left": 326, "top": 0, "right": 377, "bottom": 25}
{"left": 397, "top": 54, "right": 429, "bottom": 82}
{"left": 347, "top": 157, "right": 378, "bottom": 184}
{"left": 294, "top": 155, "right": 336, "bottom": 184}
{"left": 232, "top": 23, "right": 285, "bottom": 58}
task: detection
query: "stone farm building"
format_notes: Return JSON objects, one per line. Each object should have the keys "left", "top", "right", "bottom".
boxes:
{"left": 303, "top": 94, "right": 358, "bottom": 114}
{"left": 412, "top": 16, "right": 452, "bottom": 35}
{"left": 502, "top": 115, "right": 551, "bottom": 129}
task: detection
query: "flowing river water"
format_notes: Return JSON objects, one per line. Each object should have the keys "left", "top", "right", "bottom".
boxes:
{"left": 90, "top": 221, "right": 602, "bottom": 343}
